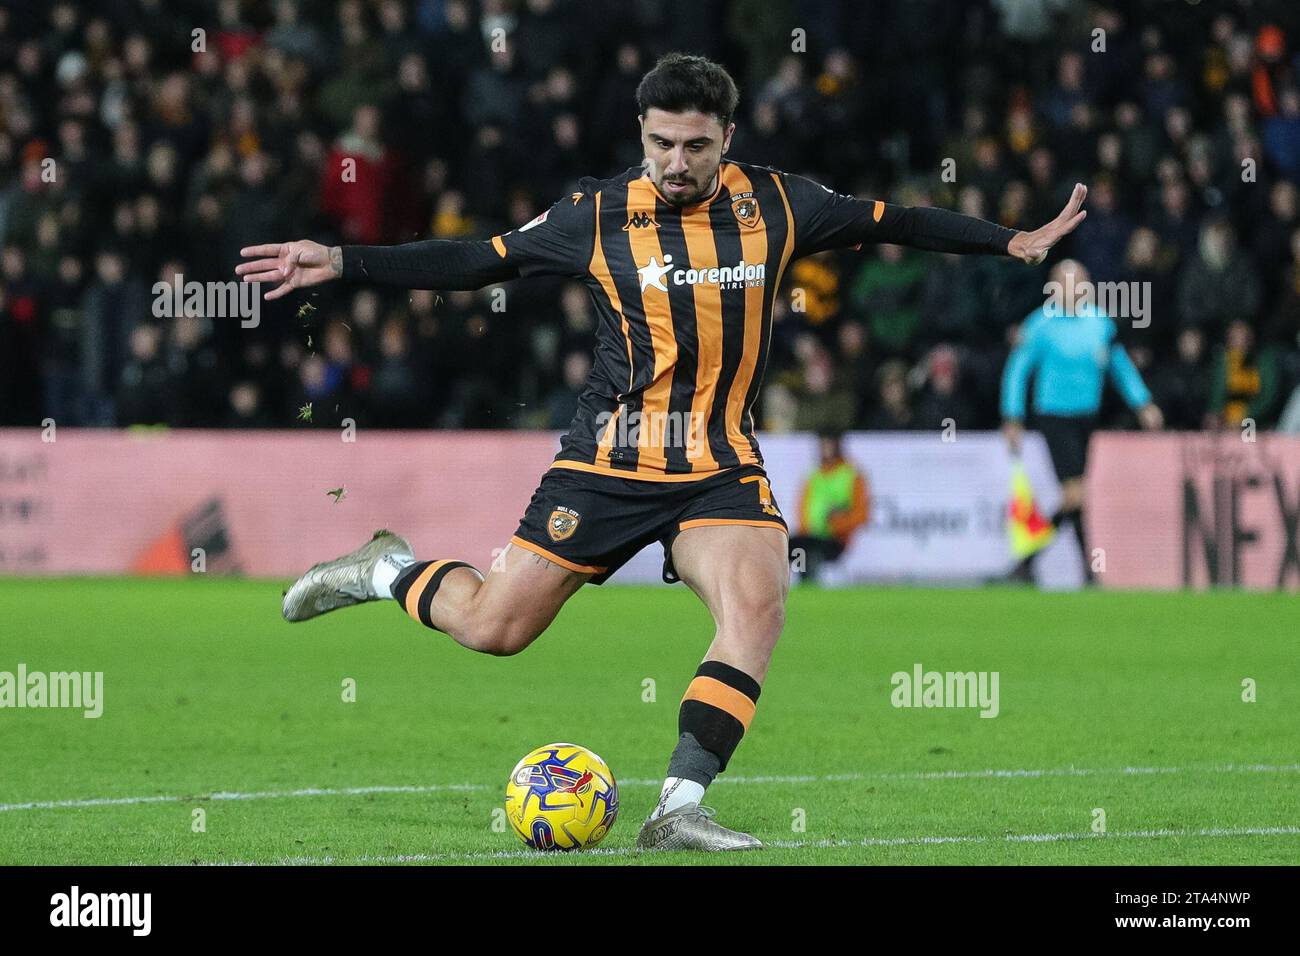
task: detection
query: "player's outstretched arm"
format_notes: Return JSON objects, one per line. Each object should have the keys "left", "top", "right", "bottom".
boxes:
{"left": 236, "top": 236, "right": 519, "bottom": 299}
{"left": 787, "top": 174, "right": 1088, "bottom": 265}
{"left": 864, "top": 182, "right": 1087, "bottom": 262}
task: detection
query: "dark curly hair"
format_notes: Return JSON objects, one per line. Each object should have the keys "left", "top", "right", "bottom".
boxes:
{"left": 635, "top": 53, "right": 740, "bottom": 128}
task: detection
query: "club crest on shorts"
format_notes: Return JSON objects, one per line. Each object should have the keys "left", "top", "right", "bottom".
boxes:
{"left": 731, "top": 192, "right": 760, "bottom": 228}
{"left": 547, "top": 507, "right": 581, "bottom": 542}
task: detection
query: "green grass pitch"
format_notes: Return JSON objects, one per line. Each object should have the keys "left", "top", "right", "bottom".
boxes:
{"left": 1, "top": 579, "right": 1296, "bottom": 865}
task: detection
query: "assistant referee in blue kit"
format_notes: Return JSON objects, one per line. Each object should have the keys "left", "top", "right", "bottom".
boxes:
{"left": 1001, "top": 259, "right": 1164, "bottom": 582}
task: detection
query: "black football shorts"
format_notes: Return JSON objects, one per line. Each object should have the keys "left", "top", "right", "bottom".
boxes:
{"left": 511, "top": 464, "right": 788, "bottom": 584}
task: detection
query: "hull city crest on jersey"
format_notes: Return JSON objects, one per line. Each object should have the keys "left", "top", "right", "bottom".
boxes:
{"left": 547, "top": 507, "right": 581, "bottom": 542}
{"left": 731, "top": 191, "right": 761, "bottom": 228}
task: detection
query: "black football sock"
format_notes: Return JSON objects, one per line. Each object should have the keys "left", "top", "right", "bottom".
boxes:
{"left": 651, "top": 661, "right": 761, "bottom": 819}
{"left": 391, "top": 559, "right": 477, "bottom": 630}
{"left": 677, "top": 660, "right": 761, "bottom": 772}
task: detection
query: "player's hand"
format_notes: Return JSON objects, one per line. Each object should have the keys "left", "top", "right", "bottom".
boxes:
{"left": 236, "top": 240, "right": 341, "bottom": 300}
{"left": 1002, "top": 420, "right": 1024, "bottom": 455}
{"left": 1138, "top": 403, "right": 1164, "bottom": 431}
{"left": 1006, "top": 183, "right": 1088, "bottom": 265}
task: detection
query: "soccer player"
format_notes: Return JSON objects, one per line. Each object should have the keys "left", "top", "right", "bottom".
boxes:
{"left": 1001, "top": 259, "right": 1163, "bottom": 583}
{"left": 238, "top": 53, "right": 1087, "bottom": 851}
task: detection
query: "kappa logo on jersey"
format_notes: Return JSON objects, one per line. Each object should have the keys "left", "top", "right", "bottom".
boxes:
{"left": 547, "top": 506, "right": 580, "bottom": 542}
{"left": 637, "top": 253, "right": 766, "bottom": 293}
{"left": 731, "top": 191, "right": 761, "bottom": 228}
{"left": 623, "top": 210, "right": 658, "bottom": 230}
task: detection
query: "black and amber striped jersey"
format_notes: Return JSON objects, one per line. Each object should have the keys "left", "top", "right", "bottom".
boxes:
{"left": 342, "top": 159, "right": 1016, "bottom": 481}
{"left": 495, "top": 160, "right": 802, "bottom": 480}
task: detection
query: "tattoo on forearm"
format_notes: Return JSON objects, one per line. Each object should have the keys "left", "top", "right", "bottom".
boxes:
{"left": 329, "top": 246, "right": 343, "bottom": 278}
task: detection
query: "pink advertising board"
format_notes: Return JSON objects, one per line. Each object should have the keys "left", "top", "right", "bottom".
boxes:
{"left": 0, "top": 429, "right": 560, "bottom": 577}
{"left": 4, "top": 428, "right": 1297, "bottom": 590}
{"left": 1087, "top": 432, "right": 1300, "bottom": 591}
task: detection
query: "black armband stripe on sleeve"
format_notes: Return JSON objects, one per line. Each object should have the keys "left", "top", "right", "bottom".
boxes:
{"left": 873, "top": 204, "right": 1017, "bottom": 256}
{"left": 340, "top": 239, "right": 519, "bottom": 290}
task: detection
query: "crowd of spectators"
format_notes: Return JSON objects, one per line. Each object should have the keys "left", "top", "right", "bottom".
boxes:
{"left": 3, "top": 0, "right": 1300, "bottom": 433}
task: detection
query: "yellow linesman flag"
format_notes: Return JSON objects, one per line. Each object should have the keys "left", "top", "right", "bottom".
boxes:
{"left": 1007, "top": 460, "right": 1055, "bottom": 559}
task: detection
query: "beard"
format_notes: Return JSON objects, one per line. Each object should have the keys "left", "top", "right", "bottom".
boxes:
{"left": 661, "top": 177, "right": 703, "bottom": 205}
{"left": 643, "top": 157, "right": 717, "bottom": 205}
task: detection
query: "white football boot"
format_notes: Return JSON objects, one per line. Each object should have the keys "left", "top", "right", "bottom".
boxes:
{"left": 282, "top": 529, "right": 414, "bottom": 622}
{"left": 636, "top": 804, "right": 763, "bottom": 852}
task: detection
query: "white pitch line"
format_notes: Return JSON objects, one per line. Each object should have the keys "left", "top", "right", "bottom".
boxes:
{"left": 208, "top": 825, "right": 1300, "bottom": 866}
{"left": 3, "top": 763, "right": 1298, "bottom": 814}
{"left": 0, "top": 782, "right": 490, "bottom": 813}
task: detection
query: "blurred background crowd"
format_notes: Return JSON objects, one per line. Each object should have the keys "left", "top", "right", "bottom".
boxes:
{"left": 3, "top": 0, "right": 1300, "bottom": 433}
